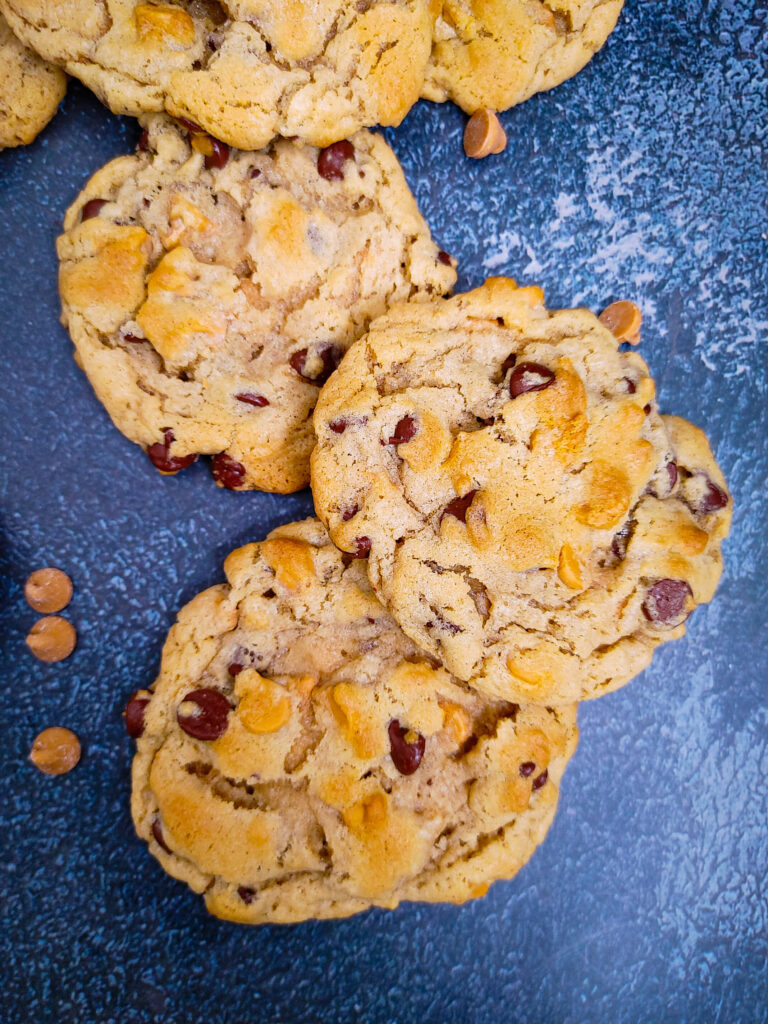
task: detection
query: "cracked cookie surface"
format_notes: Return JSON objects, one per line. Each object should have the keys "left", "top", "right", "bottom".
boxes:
{"left": 311, "top": 278, "right": 731, "bottom": 704}
{"left": 422, "top": 0, "right": 624, "bottom": 114}
{"left": 129, "top": 518, "right": 577, "bottom": 923}
{"left": 0, "top": 11, "right": 65, "bottom": 149}
{"left": 0, "top": 0, "right": 437, "bottom": 149}
{"left": 57, "top": 115, "right": 455, "bottom": 492}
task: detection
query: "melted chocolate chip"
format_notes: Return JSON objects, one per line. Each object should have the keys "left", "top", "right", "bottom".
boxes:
{"left": 624, "top": 377, "right": 637, "bottom": 394}
{"left": 443, "top": 489, "right": 478, "bottom": 523}
{"left": 146, "top": 429, "right": 199, "bottom": 474}
{"left": 519, "top": 761, "right": 536, "bottom": 778}
{"left": 532, "top": 769, "right": 548, "bottom": 791}
{"left": 353, "top": 536, "right": 371, "bottom": 557}
{"left": 643, "top": 403, "right": 652, "bottom": 415}
{"left": 329, "top": 419, "right": 348, "bottom": 434}
{"left": 388, "top": 720, "right": 425, "bottom": 775}
{"left": 238, "top": 886, "right": 255, "bottom": 904}
{"left": 204, "top": 138, "right": 230, "bottom": 170}
{"left": 177, "top": 688, "right": 231, "bottom": 740}
{"left": 177, "top": 116, "right": 204, "bottom": 135}
{"left": 642, "top": 579, "right": 693, "bottom": 624}
{"left": 317, "top": 140, "right": 355, "bottom": 180}
{"left": 227, "top": 661, "right": 244, "bottom": 676}
{"left": 81, "top": 198, "right": 107, "bottom": 221}
{"left": 235, "top": 392, "right": 269, "bottom": 407}
{"left": 388, "top": 416, "right": 417, "bottom": 445}
{"left": 341, "top": 505, "right": 359, "bottom": 522}
{"left": 667, "top": 461, "right": 678, "bottom": 491}
{"left": 289, "top": 344, "right": 342, "bottom": 384}
{"left": 152, "top": 816, "right": 172, "bottom": 853}
{"left": 123, "top": 333, "right": 148, "bottom": 345}
{"left": 138, "top": 129, "right": 149, "bottom": 152}
{"left": 500, "top": 353, "right": 517, "bottom": 376}
{"left": 211, "top": 452, "right": 246, "bottom": 489}
{"left": 437, "top": 250, "right": 452, "bottom": 265}
{"left": 509, "top": 362, "right": 555, "bottom": 398}
{"left": 695, "top": 475, "right": 729, "bottom": 514}
{"left": 611, "top": 519, "right": 636, "bottom": 562}
{"left": 124, "top": 691, "right": 150, "bottom": 739}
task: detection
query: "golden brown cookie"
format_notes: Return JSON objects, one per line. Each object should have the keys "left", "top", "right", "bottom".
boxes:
{"left": 0, "top": 11, "right": 65, "bottom": 149}
{"left": 127, "top": 518, "right": 577, "bottom": 923}
{"left": 0, "top": 0, "right": 437, "bottom": 149}
{"left": 311, "top": 278, "right": 731, "bottom": 704}
{"left": 57, "top": 115, "right": 455, "bottom": 493}
{"left": 422, "top": 0, "right": 624, "bottom": 114}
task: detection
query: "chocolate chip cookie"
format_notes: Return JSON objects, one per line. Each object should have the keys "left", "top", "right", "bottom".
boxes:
{"left": 0, "top": 11, "right": 65, "bottom": 149}
{"left": 422, "top": 0, "right": 623, "bottom": 115}
{"left": 0, "top": 0, "right": 436, "bottom": 149}
{"left": 311, "top": 278, "right": 731, "bottom": 704}
{"left": 58, "top": 115, "right": 455, "bottom": 492}
{"left": 128, "top": 518, "right": 577, "bottom": 923}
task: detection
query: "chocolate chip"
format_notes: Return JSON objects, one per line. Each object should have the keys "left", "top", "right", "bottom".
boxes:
{"left": 177, "top": 688, "right": 231, "bottom": 740}
{"left": 81, "top": 198, "right": 107, "bottom": 221}
{"left": 388, "top": 415, "right": 417, "bottom": 445}
{"left": 624, "top": 377, "right": 637, "bottom": 394}
{"left": 695, "top": 474, "right": 729, "bottom": 514}
{"left": 611, "top": 519, "right": 636, "bottom": 562}
{"left": 388, "top": 720, "right": 425, "bottom": 775}
{"left": 249, "top": 167, "right": 261, "bottom": 179}
{"left": 642, "top": 579, "right": 692, "bottom": 624}
{"left": 289, "top": 343, "right": 342, "bottom": 384}
{"left": 235, "top": 392, "right": 269, "bottom": 407}
{"left": 667, "top": 461, "right": 678, "bottom": 491}
{"left": 353, "top": 536, "right": 371, "bottom": 557}
{"left": 125, "top": 691, "right": 151, "bottom": 739}
{"left": 329, "top": 418, "right": 348, "bottom": 433}
{"left": 211, "top": 452, "right": 246, "bottom": 489}
{"left": 317, "top": 140, "right": 355, "bottom": 180}
{"left": 152, "top": 816, "right": 172, "bottom": 853}
{"left": 228, "top": 662, "right": 243, "bottom": 676}
{"left": 437, "top": 250, "right": 452, "bottom": 265}
{"left": 341, "top": 505, "right": 359, "bottom": 521}
{"left": 643, "top": 403, "right": 652, "bottom": 415}
{"left": 146, "top": 429, "right": 198, "bottom": 474}
{"left": 500, "top": 353, "right": 518, "bottom": 376}
{"left": 123, "top": 333, "right": 148, "bottom": 344}
{"left": 262, "top": 589, "right": 276, "bottom": 599}
{"left": 443, "top": 489, "right": 477, "bottom": 523}
{"left": 238, "top": 886, "right": 255, "bottom": 904}
{"left": 204, "top": 138, "right": 230, "bottom": 170}
{"left": 177, "top": 116, "right": 204, "bottom": 135}
{"left": 532, "top": 769, "right": 548, "bottom": 791}
{"left": 519, "top": 761, "right": 536, "bottom": 777}
{"left": 509, "top": 362, "right": 555, "bottom": 398}
{"left": 138, "top": 129, "right": 149, "bottom": 152}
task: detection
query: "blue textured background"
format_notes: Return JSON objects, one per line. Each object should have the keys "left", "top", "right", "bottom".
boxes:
{"left": 1, "top": 1, "right": 767, "bottom": 1021}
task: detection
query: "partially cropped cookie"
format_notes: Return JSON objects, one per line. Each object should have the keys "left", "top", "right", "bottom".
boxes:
{"left": 312, "top": 278, "right": 731, "bottom": 704}
{"left": 57, "top": 115, "right": 455, "bottom": 492}
{"left": 128, "top": 518, "right": 577, "bottom": 923}
{"left": 0, "top": 11, "right": 65, "bottom": 149}
{"left": 422, "top": 0, "right": 623, "bottom": 115}
{"left": 0, "top": 0, "right": 436, "bottom": 149}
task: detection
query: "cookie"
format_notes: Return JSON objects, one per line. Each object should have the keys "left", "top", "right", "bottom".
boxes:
{"left": 0, "top": 0, "right": 437, "bottom": 150}
{"left": 0, "top": 11, "right": 65, "bottom": 149}
{"left": 57, "top": 115, "right": 455, "bottom": 493}
{"left": 311, "top": 278, "right": 731, "bottom": 704}
{"left": 422, "top": 0, "right": 624, "bottom": 115}
{"left": 128, "top": 518, "right": 577, "bottom": 923}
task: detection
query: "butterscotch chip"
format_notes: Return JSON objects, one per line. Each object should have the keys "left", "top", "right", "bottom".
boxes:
{"left": 26, "top": 616, "right": 77, "bottom": 663}
{"left": 127, "top": 518, "right": 577, "bottom": 924}
{"left": 311, "top": 278, "right": 731, "bottom": 705}
{"left": 599, "top": 300, "right": 642, "bottom": 343}
{"left": 30, "top": 727, "right": 81, "bottom": 775}
{"left": 463, "top": 109, "right": 507, "bottom": 159}
{"left": 24, "top": 567, "right": 73, "bottom": 614}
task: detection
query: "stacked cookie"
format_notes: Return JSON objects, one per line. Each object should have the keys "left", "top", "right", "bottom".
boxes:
{"left": 4, "top": 0, "right": 732, "bottom": 924}
{"left": 124, "top": 281, "right": 730, "bottom": 923}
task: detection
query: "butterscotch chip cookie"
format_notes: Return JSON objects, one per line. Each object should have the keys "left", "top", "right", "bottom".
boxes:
{"left": 128, "top": 518, "right": 577, "bottom": 923}
{"left": 57, "top": 115, "right": 455, "bottom": 493}
{"left": 422, "top": 0, "right": 624, "bottom": 115}
{"left": 0, "top": 0, "right": 436, "bottom": 149}
{"left": 0, "top": 11, "right": 65, "bottom": 149}
{"left": 311, "top": 278, "right": 731, "bottom": 705}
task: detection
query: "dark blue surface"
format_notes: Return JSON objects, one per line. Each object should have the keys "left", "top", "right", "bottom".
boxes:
{"left": 2, "top": 1, "right": 767, "bottom": 1021}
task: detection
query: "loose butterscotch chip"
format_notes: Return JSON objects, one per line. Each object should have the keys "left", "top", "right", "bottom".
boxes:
{"left": 29, "top": 727, "right": 81, "bottom": 775}
{"left": 26, "top": 616, "right": 77, "bottom": 663}
{"left": 463, "top": 109, "right": 507, "bottom": 159}
{"left": 599, "top": 300, "right": 642, "bottom": 343}
{"left": 24, "top": 568, "right": 73, "bottom": 614}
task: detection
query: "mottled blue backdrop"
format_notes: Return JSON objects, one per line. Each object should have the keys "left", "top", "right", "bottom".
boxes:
{"left": 1, "top": 1, "right": 766, "bottom": 1022}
